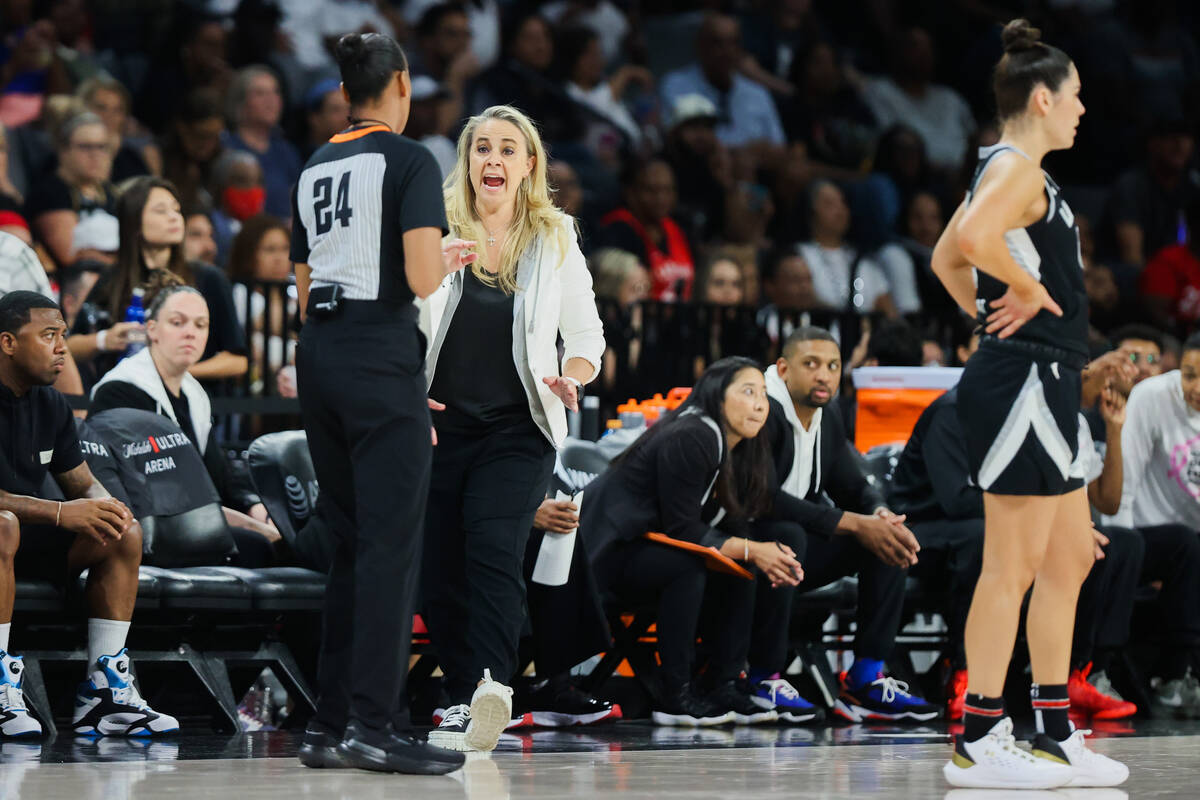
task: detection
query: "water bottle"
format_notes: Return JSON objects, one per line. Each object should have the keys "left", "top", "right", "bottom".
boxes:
{"left": 122, "top": 287, "right": 147, "bottom": 358}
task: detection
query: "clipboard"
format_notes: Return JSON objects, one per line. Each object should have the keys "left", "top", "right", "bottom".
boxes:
{"left": 643, "top": 532, "right": 754, "bottom": 580}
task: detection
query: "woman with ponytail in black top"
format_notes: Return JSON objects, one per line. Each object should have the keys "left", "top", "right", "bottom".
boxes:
{"left": 933, "top": 19, "right": 1126, "bottom": 789}
{"left": 580, "top": 357, "right": 803, "bottom": 726}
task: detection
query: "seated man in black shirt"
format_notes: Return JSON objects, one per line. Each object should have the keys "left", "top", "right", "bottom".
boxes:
{"left": 0, "top": 292, "right": 178, "bottom": 738}
{"left": 750, "top": 326, "right": 939, "bottom": 722}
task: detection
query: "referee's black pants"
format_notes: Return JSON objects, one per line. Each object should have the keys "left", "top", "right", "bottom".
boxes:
{"left": 296, "top": 304, "right": 431, "bottom": 736}
{"left": 422, "top": 421, "right": 554, "bottom": 705}
{"left": 748, "top": 520, "right": 908, "bottom": 672}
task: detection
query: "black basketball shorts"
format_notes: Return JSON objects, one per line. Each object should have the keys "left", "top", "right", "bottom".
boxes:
{"left": 956, "top": 339, "right": 1086, "bottom": 497}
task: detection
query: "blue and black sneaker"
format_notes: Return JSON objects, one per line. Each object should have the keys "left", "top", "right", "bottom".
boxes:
{"left": 747, "top": 672, "right": 824, "bottom": 724}
{"left": 0, "top": 651, "right": 41, "bottom": 738}
{"left": 834, "top": 670, "right": 939, "bottom": 722}
{"left": 73, "top": 649, "right": 180, "bottom": 736}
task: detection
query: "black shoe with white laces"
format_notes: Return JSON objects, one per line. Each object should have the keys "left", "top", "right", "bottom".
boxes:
{"left": 428, "top": 703, "right": 471, "bottom": 750}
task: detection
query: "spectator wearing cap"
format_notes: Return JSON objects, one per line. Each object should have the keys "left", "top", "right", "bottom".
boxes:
{"left": 222, "top": 66, "right": 301, "bottom": 221}
{"left": 660, "top": 14, "right": 786, "bottom": 161}
{"left": 24, "top": 111, "right": 120, "bottom": 269}
{"left": 556, "top": 26, "right": 654, "bottom": 149}
{"left": 406, "top": 76, "right": 457, "bottom": 179}
{"left": 664, "top": 94, "right": 735, "bottom": 244}
{"left": 302, "top": 78, "right": 350, "bottom": 160}
{"left": 1106, "top": 116, "right": 1200, "bottom": 267}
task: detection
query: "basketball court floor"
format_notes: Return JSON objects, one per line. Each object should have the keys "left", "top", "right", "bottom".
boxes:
{"left": 3, "top": 718, "right": 1196, "bottom": 799}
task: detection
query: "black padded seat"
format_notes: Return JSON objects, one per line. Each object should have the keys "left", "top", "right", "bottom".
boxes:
{"left": 14, "top": 579, "right": 63, "bottom": 612}
{"left": 75, "top": 567, "right": 162, "bottom": 611}
{"left": 141, "top": 566, "right": 252, "bottom": 610}
{"left": 210, "top": 567, "right": 326, "bottom": 611}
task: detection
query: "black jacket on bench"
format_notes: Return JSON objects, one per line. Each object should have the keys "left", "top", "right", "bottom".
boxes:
{"left": 762, "top": 396, "right": 886, "bottom": 537}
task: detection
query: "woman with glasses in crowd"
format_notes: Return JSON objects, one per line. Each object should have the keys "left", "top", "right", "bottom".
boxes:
{"left": 422, "top": 104, "right": 604, "bottom": 753}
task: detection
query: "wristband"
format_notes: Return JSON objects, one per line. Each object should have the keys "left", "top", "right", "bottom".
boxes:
{"left": 96, "top": 329, "right": 108, "bottom": 352}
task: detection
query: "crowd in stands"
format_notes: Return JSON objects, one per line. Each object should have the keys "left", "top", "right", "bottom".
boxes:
{"left": 2, "top": 0, "right": 1200, "bottom": 737}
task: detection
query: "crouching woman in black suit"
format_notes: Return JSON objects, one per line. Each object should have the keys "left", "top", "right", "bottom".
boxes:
{"left": 580, "top": 356, "right": 803, "bottom": 726}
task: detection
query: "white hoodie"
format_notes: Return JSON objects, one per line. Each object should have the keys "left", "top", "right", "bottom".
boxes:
{"left": 1114, "top": 370, "right": 1200, "bottom": 530}
{"left": 765, "top": 365, "right": 822, "bottom": 500}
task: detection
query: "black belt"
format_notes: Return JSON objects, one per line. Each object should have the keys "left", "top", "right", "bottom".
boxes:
{"left": 305, "top": 295, "right": 418, "bottom": 324}
{"left": 979, "top": 334, "right": 1087, "bottom": 370}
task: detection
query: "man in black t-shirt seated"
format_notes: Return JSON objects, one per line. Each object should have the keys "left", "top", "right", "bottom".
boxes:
{"left": 0, "top": 292, "right": 178, "bottom": 739}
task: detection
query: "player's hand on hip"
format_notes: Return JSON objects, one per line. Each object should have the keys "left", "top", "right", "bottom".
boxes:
{"left": 986, "top": 282, "right": 1062, "bottom": 339}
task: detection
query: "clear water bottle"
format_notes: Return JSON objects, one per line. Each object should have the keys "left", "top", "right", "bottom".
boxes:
{"left": 122, "top": 287, "right": 147, "bottom": 358}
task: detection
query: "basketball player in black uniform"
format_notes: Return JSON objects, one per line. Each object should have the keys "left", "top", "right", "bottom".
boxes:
{"left": 290, "top": 33, "right": 474, "bottom": 775}
{"left": 932, "top": 20, "right": 1127, "bottom": 790}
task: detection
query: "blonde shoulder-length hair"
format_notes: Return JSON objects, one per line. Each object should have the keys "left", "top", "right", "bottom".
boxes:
{"left": 444, "top": 105, "right": 571, "bottom": 294}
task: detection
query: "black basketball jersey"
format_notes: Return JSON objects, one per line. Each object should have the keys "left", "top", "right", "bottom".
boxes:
{"left": 966, "top": 144, "right": 1088, "bottom": 357}
{"left": 289, "top": 125, "right": 448, "bottom": 304}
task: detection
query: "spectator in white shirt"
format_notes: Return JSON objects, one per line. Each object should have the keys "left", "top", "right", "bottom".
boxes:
{"left": 860, "top": 27, "right": 976, "bottom": 175}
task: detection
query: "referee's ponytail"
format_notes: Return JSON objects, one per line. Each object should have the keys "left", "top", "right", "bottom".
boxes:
{"left": 334, "top": 32, "right": 409, "bottom": 106}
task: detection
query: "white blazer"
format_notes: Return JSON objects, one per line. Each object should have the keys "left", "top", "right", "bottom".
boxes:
{"left": 419, "top": 215, "right": 605, "bottom": 447}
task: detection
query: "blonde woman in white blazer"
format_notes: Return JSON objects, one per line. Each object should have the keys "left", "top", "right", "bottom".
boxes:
{"left": 420, "top": 105, "right": 604, "bottom": 752}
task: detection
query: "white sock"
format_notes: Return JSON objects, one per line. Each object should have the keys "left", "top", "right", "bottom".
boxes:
{"left": 87, "top": 619, "right": 130, "bottom": 670}
{"left": 0, "top": 622, "right": 9, "bottom": 653}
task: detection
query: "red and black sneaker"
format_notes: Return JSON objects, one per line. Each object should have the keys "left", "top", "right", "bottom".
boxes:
{"left": 946, "top": 669, "right": 969, "bottom": 721}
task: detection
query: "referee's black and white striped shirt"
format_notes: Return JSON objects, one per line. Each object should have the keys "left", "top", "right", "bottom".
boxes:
{"left": 289, "top": 124, "right": 448, "bottom": 304}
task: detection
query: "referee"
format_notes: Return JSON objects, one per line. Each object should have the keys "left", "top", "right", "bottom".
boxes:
{"left": 290, "top": 32, "right": 474, "bottom": 775}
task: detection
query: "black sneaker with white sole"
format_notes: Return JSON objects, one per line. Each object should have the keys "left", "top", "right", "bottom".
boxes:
{"left": 652, "top": 683, "right": 735, "bottom": 727}
{"left": 708, "top": 680, "right": 779, "bottom": 725}
{"left": 528, "top": 680, "right": 623, "bottom": 727}
{"left": 337, "top": 721, "right": 464, "bottom": 775}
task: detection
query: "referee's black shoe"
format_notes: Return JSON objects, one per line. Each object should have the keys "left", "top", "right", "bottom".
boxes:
{"left": 298, "top": 726, "right": 346, "bottom": 769}
{"left": 337, "top": 721, "right": 465, "bottom": 774}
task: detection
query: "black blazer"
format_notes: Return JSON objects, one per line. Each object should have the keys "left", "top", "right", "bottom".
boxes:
{"left": 764, "top": 396, "right": 885, "bottom": 535}
{"left": 580, "top": 413, "right": 734, "bottom": 568}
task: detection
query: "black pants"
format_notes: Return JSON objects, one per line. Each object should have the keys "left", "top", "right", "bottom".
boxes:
{"left": 1072, "top": 525, "right": 1144, "bottom": 666}
{"left": 749, "top": 520, "right": 908, "bottom": 673}
{"left": 1137, "top": 524, "right": 1200, "bottom": 677}
{"left": 908, "top": 518, "right": 985, "bottom": 668}
{"left": 595, "top": 537, "right": 755, "bottom": 689}
{"left": 296, "top": 305, "right": 431, "bottom": 735}
{"left": 422, "top": 422, "right": 554, "bottom": 705}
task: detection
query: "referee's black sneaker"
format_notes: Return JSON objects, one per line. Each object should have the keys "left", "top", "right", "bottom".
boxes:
{"left": 337, "top": 721, "right": 465, "bottom": 775}
{"left": 298, "top": 726, "right": 346, "bottom": 769}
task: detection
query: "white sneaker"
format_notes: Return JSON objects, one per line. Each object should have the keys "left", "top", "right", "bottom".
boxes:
{"left": 1054, "top": 728, "right": 1129, "bottom": 787}
{"left": 943, "top": 717, "right": 1072, "bottom": 789}
{"left": 0, "top": 652, "right": 41, "bottom": 738}
{"left": 465, "top": 669, "right": 513, "bottom": 753}
{"left": 428, "top": 704, "right": 473, "bottom": 751}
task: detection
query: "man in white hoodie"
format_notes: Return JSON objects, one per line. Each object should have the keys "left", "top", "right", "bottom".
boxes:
{"left": 749, "top": 325, "right": 939, "bottom": 723}
{"left": 1114, "top": 331, "right": 1200, "bottom": 712}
